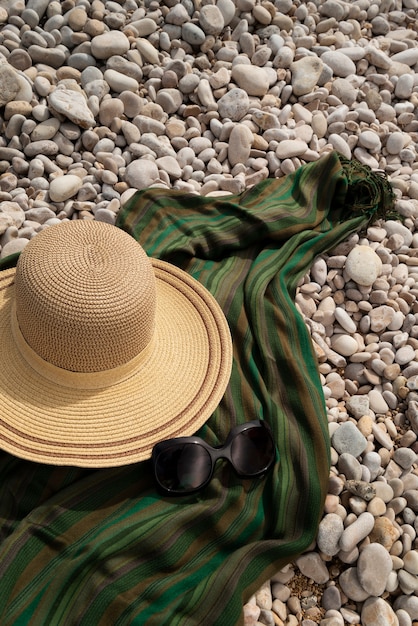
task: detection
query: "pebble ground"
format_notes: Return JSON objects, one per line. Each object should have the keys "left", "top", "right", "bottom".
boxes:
{"left": 0, "top": 0, "right": 417, "bottom": 625}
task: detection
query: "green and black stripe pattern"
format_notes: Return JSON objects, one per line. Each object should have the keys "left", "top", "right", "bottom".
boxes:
{"left": 0, "top": 153, "right": 394, "bottom": 625}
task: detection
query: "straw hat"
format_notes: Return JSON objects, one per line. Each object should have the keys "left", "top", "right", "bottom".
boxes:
{"left": 0, "top": 220, "right": 233, "bottom": 467}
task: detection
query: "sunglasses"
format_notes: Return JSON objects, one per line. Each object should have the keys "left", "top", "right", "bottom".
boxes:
{"left": 152, "top": 420, "right": 277, "bottom": 495}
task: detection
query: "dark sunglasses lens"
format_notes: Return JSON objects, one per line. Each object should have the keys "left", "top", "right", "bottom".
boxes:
{"left": 231, "top": 426, "right": 275, "bottom": 475}
{"left": 155, "top": 443, "right": 212, "bottom": 492}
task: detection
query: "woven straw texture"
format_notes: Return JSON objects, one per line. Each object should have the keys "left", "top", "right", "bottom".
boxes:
{"left": 0, "top": 220, "right": 233, "bottom": 467}
{"left": 0, "top": 154, "right": 394, "bottom": 625}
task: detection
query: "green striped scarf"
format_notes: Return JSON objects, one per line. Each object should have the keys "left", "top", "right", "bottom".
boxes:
{"left": 0, "top": 153, "right": 393, "bottom": 625}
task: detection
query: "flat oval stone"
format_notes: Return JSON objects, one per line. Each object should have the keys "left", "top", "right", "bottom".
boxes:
{"left": 386, "top": 131, "right": 406, "bottom": 155}
{"left": 403, "top": 550, "right": 418, "bottom": 575}
{"left": 357, "top": 543, "right": 392, "bottom": 596}
{"left": 0, "top": 201, "right": 25, "bottom": 231}
{"left": 0, "top": 64, "right": 21, "bottom": 106}
{"left": 317, "top": 513, "right": 344, "bottom": 556}
{"left": 231, "top": 64, "right": 270, "bottom": 97}
{"left": 334, "top": 308, "right": 357, "bottom": 333}
{"left": 181, "top": 22, "right": 206, "bottom": 46}
{"left": 358, "top": 130, "right": 381, "bottom": 152}
{"left": 49, "top": 174, "right": 82, "bottom": 202}
{"left": 228, "top": 124, "right": 253, "bottom": 167}
{"left": 91, "top": 31, "right": 130, "bottom": 59}
{"left": 394, "top": 596, "right": 418, "bottom": 619}
{"left": 28, "top": 45, "right": 66, "bottom": 68}
{"left": 275, "top": 139, "right": 308, "bottom": 159}
{"left": 339, "top": 512, "right": 375, "bottom": 552}
{"left": 311, "top": 257, "right": 327, "bottom": 285}
{"left": 345, "top": 245, "right": 382, "bottom": 286}
{"left": 155, "top": 156, "right": 182, "bottom": 180}
{"left": 31, "top": 117, "right": 61, "bottom": 141}
{"left": 330, "top": 334, "right": 358, "bottom": 356}
{"left": 361, "top": 597, "right": 399, "bottom": 626}
{"left": 155, "top": 88, "right": 183, "bottom": 114}
{"left": 135, "top": 37, "right": 160, "bottom": 64}
{"left": 339, "top": 567, "right": 370, "bottom": 602}
{"left": 368, "top": 389, "right": 389, "bottom": 414}
{"left": 321, "top": 50, "right": 356, "bottom": 77}
{"left": 369, "top": 305, "right": 395, "bottom": 333}
{"left": 393, "top": 448, "right": 417, "bottom": 469}
{"left": 0, "top": 237, "right": 29, "bottom": 259}
{"left": 103, "top": 69, "right": 139, "bottom": 93}
{"left": 384, "top": 219, "right": 413, "bottom": 246}
{"left": 24, "top": 140, "right": 58, "bottom": 158}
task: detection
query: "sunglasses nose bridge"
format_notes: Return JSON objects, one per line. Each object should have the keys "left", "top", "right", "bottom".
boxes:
{"left": 209, "top": 441, "right": 235, "bottom": 470}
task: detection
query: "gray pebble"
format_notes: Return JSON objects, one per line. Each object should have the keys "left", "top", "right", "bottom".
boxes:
{"left": 393, "top": 448, "right": 417, "bottom": 470}
{"left": 125, "top": 159, "right": 159, "bottom": 190}
{"left": 338, "top": 454, "right": 362, "bottom": 481}
{"left": 345, "top": 395, "right": 370, "bottom": 419}
{"left": 357, "top": 543, "right": 393, "bottom": 596}
{"left": 295, "top": 552, "right": 329, "bottom": 584}
{"left": 339, "top": 567, "right": 369, "bottom": 602}
{"left": 321, "top": 586, "right": 341, "bottom": 611}
{"left": 331, "top": 422, "right": 367, "bottom": 457}
{"left": 181, "top": 23, "right": 206, "bottom": 46}
{"left": 317, "top": 513, "right": 344, "bottom": 556}
{"left": 217, "top": 88, "right": 250, "bottom": 121}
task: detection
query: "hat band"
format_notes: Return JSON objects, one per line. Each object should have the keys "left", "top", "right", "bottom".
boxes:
{"left": 11, "top": 306, "right": 154, "bottom": 390}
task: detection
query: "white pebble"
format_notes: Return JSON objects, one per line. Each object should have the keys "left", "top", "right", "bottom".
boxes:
{"left": 49, "top": 175, "right": 82, "bottom": 202}
{"left": 334, "top": 308, "right": 356, "bottom": 333}
{"left": 339, "top": 512, "right": 375, "bottom": 553}
{"left": 345, "top": 245, "right": 382, "bottom": 286}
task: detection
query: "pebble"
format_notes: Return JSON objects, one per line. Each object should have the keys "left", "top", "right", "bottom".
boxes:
{"left": 103, "top": 69, "right": 138, "bottom": 94}
{"left": 228, "top": 125, "right": 253, "bottom": 168}
{"left": 135, "top": 38, "right": 160, "bottom": 65}
{"left": 320, "top": 51, "right": 356, "bottom": 77}
{"left": 317, "top": 514, "right": 344, "bottom": 556}
{"left": 0, "top": 64, "right": 21, "bottom": 106}
{"left": 331, "top": 422, "right": 367, "bottom": 457}
{"left": 295, "top": 552, "right": 329, "bottom": 584}
{"left": 357, "top": 543, "right": 393, "bottom": 596}
{"left": 125, "top": 159, "right": 160, "bottom": 190}
{"left": 231, "top": 65, "right": 270, "bottom": 97}
{"left": 49, "top": 175, "right": 83, "bottom": 203}
{"left": 339, "top": 512, "right": 375, "bottom": 553}
{"left": 275, "top": 140, "right": 308, "bottom": 160}
{"left": 48, "top": 87, "right": 96, "bottom": 129}
{"left": 344, "top": 245, "right": 382, "bottom": 286}
{"left": 361, "top": 598, "right": 399, "bottom": 626}
{"left": 338, "top": 567, "right": 370, "bottom": 602}
{"left": 199, "top": 4, "right": 224, "bottom": 35}
{"left": 90, "top": 31, "right": 131, "bottom": 60}
{"left": 290, "top": 57, "right": 324, "bottom": 97}
{"left": 217, "top": 89, "right": 250, "bottom": 122}
{"left": 330, "top": 334, "right": 358, "bottom": 357}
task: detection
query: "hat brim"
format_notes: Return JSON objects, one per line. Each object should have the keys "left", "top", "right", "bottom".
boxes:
{"left": 0, "top": 261, "right": 233, "bottom": 467}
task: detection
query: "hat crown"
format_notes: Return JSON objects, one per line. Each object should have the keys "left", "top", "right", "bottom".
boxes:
{"left": 15, "top": 221, "right": 156, "bottom": 373}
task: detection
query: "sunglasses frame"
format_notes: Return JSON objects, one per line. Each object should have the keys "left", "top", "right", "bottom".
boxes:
{"left": 152, "top": 420, "right": 276, "bottom": 495}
